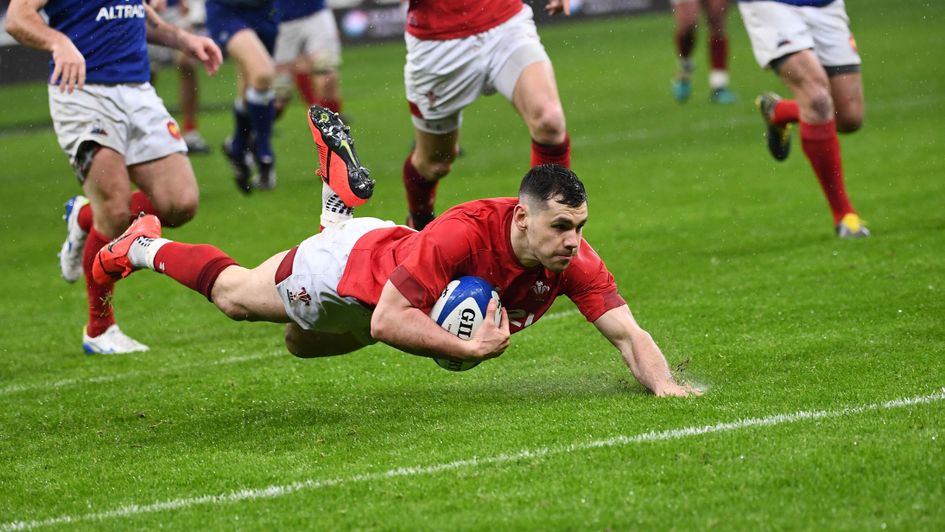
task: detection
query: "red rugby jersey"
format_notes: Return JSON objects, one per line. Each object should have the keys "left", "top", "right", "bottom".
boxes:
{"left": 405, "top": 0, "right": 523, "bottom": 40}
{"left": 337, "top": 198, "right": 625, "bottom": 334}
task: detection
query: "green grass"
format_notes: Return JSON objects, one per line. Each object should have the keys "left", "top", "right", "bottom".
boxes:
{"left": 2, "top": 0, "right": 945, "bottom": 528}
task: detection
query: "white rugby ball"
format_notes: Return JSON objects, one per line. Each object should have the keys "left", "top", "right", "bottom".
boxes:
{"left": 429, "top": 276, "right": 501, "bottom": 372}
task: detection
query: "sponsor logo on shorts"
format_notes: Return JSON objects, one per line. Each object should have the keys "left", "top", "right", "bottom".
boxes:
{"left": 425, "top": 90, "right": 439, "bottom": 110}
{"left": 167, "top": 121, "right": 182, "bottom": 140}
{"left": 90, "top": 123, "right": 108, "bottom": 137}
{"left": 287, "top": 287, "right": 312, "bottom": 307}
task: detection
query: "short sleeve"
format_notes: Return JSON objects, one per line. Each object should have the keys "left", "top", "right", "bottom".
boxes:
{"left": 563, "top": 240, "right": 626, "bottom": 322}
{"left": 389, "top": 218, "right": 474, "bottom": 311}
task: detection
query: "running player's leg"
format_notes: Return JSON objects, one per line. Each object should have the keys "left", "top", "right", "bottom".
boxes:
{"left": 510, "top": 61, "right": 570, "bottom": 168}
{"left": 129, "top": 152, "right": 200, "bottom": 228}
{"left": 405, "top": 128, "right": 459, "bottom": 230}
{"left": 829, "top": 71, "right": 864, "bottom": 133}
{"left": 671, "top": 0, "right": 699, "bottom": 102}
{"left": 227, "top": 28, "right": 277, "bottom": 189}
{"left": 705, "top": 0, "right": 735, "bottom": 103}
{"left": 778, "top": 50, "right": 864, "bottom": 235}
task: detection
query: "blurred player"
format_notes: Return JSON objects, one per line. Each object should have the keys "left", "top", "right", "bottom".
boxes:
{"left": 738, "top": 0, "right": 869, "bottom": 237}
{"left": 671, "top": 0, "right": 736, "bottom": 104}
{"left": 272, "top": 0, "right": 344, "bottom": 119}
{"left": 402, "top": 0, "right": 573, "bottom": 230}
{"left": 149, "top": 0, "right": 212, "bottom": 154}
{"left": 5, "top": 0, "right": 222, "bottom": 353}
{"left": 206, "top": 0, "right": 279, "bottom": 192}
{"left": 94, "top": 107, "right": 700, "bottom": 397}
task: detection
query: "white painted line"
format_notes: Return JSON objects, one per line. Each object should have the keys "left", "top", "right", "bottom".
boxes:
{"left": 4, "top": 389, "right": 942, "bottom": 531}
{"left": 0, "top": 351, "right": 281, "bottom": 397}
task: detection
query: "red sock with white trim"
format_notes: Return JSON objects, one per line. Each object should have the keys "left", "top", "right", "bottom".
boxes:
{"left": 151, "top": 242, "right": 239, "bottom": 301}
{"left": 800, "top": 120, "right": 854, "bottom": 223}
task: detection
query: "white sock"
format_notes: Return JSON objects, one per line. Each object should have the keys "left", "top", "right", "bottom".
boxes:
{"left": 245, "top": 87, "right": 275, "bottom": 105}
{"left": 709, "top": 69, "right": 730, "bottom": 90}
{"left": 128, "top": 237, "right": 170, "bottom": 270}
{"left": 320, "top": 182, "right": 354, "bottom": 229}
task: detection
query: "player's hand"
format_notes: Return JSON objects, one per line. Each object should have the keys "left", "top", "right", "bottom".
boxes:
{"left": 466, "top": 299, "right": 510, "bottom": 360}
{"left": 654, "top": 382, "right": 704, "bottom": 398}
{"left": 50, "top": 36, "right": 85, "bottom": 93}
{"left": 182, "top": 34, "right": 223, "bottom": 75}
{"left": 545, "top": 0, "right": 571, "bottom": 16}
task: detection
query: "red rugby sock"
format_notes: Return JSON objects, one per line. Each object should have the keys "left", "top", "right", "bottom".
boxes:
{"left": 153, "top": 242, "right": 239, "bottom": 301}
{"left": 84, "top": 228, "right": 115, "bottom": 337}
{"left": 800, "top": 120, "right": 854, "bottom": 223}
{"left": 773, "top": 100, "right": 800, "bottom": 126}
{"left": 531, "top": 134, "right": 571, "bottom": 168}
{"left": 403, "top": 154, "right": 438, "bottom": 219}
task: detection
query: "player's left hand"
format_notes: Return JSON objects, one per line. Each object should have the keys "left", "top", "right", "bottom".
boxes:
{"left": 183, "top": 34, "right": 223, "bottom": 75}
{"left": 546, "top": 0, "right": 571, "bottom": 16}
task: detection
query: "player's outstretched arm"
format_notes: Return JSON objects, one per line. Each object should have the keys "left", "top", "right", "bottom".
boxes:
{"left": 371, "top": 281, "right": 510, "bottom": 360}
{"left": 594, "top": 305, "right": 702, "bottom": 397}
{"left": 5, "top": 0, "right": 85, "bottom": 93}
{"left": 144, "top": 4, "right": 222, "bottom": 75}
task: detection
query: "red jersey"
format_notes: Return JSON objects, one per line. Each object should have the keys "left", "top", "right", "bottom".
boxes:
{"left": 405, "top": 0, "right": 524, "bottom": 40}
{"left": 337, "top": 198, "right": 626, "bottom": 334}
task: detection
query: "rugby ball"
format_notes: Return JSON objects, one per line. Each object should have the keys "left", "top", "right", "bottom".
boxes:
{"left": 429, "top": 276, "right": 501, "bottom": 372}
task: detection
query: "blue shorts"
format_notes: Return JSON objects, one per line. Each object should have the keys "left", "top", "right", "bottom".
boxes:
{"left": 205, "top": 1, "right": 279, "bottom": 54}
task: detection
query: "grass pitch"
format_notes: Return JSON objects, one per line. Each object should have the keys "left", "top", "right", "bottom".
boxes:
{"left": 1, "top": 0, "right": 944, "bottom": 528}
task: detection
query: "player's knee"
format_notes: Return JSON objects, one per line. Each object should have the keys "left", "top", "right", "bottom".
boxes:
{"left": 158, "top": 194, "right": 199, "bottom": 228}
{"left": 835, "top": 111, "right": 863, "bottom": 133}
{"left": 415, "top": 154, "right": 456, "bottom": 181}
{"left": 529, "top": 104, "right": 567, "bottom": 144}
{"left": 250, "top": 68, "right": 276, "bottom": 91}
{"left": 805, "top": 88, "right": 834, "bottom": 123}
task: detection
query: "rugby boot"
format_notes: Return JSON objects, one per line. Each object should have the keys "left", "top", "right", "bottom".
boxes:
{"left": 255, "top": 155, "right": 278, "bottom": 191}
{"left": 710, "top": 86, "right": 737, "bottom": 104}
{"left": 308, "top": 105, "right": 374, "bottom": 207}
{"left": 223, "top": 136, "right": 253, "bottom": 194}
{"left": 83, "top": 324, "right": 149, "bottom": 355}
{"left": 836, "top": 213, "right": 871, "bottom": 239}
{"left": 756, "top": 92, "right": 792, "bottom": 161}
{"left": 59, "top": 195, "right": 89, "bottom": 283}
{"left": 672, "top": 76, "right": 691, "bottom": 103}
{"left": 92, "top": 214, "right": 162, "bottom": 284}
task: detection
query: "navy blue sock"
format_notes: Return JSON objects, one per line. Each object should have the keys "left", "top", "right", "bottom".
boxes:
{"left": 246, "top": 88, "right": 275, "bottom": 162}
{"left": 231, "top": 101, "right": 251, "bottom": 155}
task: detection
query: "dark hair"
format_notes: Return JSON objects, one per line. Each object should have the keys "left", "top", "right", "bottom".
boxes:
{"left": 518, "top": 164, "right": 587, "bottom": 208}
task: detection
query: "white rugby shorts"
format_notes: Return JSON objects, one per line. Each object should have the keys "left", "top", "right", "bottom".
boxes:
{"left": 738, "top": 0, "right": 861, "bottom": 69}
{"left": 48, "top": 83, "right": 187, "bottom": 180}
{"left": 273, "top": 8, "right": 342, "bottom": 70}
{"left": 404, "top": 3, "right": 551, "bottom": 134}
{"left": 275, "top": 217, "right": 399, "bottom": 344}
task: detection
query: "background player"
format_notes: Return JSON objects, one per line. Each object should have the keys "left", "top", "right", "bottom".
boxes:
{"left": 207, "top": 0, "right": 279, "bottom": 192}
{"left": 94, "top": 107, "right": 700, "bottom": 397}
{"left": 738, "top": 0, "right": 869, "bottom": 238}
{"left": 148, "top": 0, "right": 212, "bottom": 154}
{"left": 402, "top": 0, "right": 573, "bottom": 230}
{"left": 272, "top": 0, "right": 345, "bottom": 119}
{"left": 670, "top": 0, "right": 736, "bottom": 104}
{"left": 5, "top": 0, "right": 222, "bottom": 353}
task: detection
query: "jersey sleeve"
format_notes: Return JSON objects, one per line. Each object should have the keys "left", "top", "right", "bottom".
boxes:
{"left": 388, "top": 218, "right": 474, "bottom": 311}
{"left": 563, "top": 240, "right": 626, "bottom": 323}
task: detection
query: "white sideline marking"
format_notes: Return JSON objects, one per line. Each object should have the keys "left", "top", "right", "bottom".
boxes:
{"left": 2, "top": 311, "right": 583, "bottom": 397}
{"left": 3, "top": 389, "right": 943, "bottom": 531}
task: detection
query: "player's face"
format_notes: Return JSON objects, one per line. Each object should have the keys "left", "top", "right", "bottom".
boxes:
{"left": 526, "top": 200, "right": 588, "bottom": 273}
